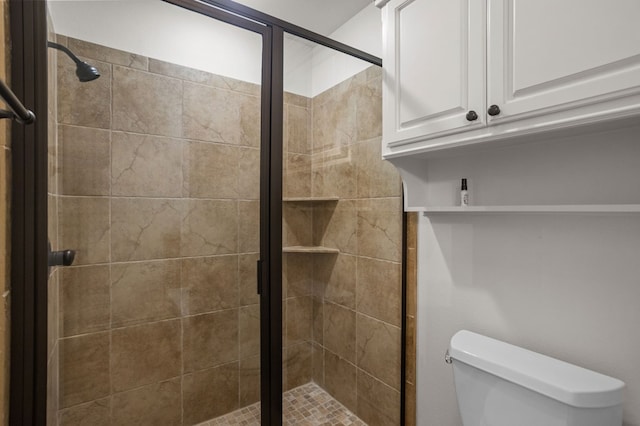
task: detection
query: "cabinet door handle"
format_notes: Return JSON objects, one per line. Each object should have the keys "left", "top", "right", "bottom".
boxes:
{"left": 487, "top": 104, "right": 501, "bottom": 116}
{"left": 465, "top": 110, "right": 478, "bottom": 121}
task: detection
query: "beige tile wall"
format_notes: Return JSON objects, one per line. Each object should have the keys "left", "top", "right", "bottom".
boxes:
{"left": 51, "top": 37, "right": 262, "bottom": 426}
{"left": 0, "top": 1, "right": 10, "bottom": 424}
{"left": 50, "top": 36, "right": 403, "bottom": 426}
{"left": 405, "top": 212, "right": 418, "bottom": 426}
{"left": 282, "top": 66, "right": 404, "bottom": 426}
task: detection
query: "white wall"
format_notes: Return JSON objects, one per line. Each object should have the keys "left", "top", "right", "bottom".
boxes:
{"left": 309, "top": 3, "right": 382, "bottom": 96}
{"left": 49, "top": 0, "right": 264, "bottom": 85}
{"left": 48, "top": 0, "right": 383, "bottom": 98}
{"left": 415, "top": 126, "right": 640, "bottom": 426}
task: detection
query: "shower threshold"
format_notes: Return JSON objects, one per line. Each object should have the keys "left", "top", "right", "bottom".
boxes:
{"left": 199, "top": 382, "right": 367, "bottom": 425}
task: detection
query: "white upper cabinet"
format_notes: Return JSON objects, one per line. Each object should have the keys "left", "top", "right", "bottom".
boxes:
{"left": 489, "top": 0, "right": 640, "bottom": 123}
{"left": 381, "top": 0, "right": 486, "bottom": 146}
{"left": 379, "top": 0, "right": 640, "bottom": 157}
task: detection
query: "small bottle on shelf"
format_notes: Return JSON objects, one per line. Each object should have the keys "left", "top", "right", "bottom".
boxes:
{"left": 460, "top": 178, "right": 469, "bottom": 207}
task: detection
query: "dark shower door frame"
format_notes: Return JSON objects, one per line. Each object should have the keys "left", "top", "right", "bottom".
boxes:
{"left": 9, "top": 0, "right": 388, "bottom": 425}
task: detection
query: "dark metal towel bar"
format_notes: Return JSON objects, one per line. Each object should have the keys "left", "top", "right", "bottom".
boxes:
{"left": 0, "top": 77, "right": 35, "bottom": 124}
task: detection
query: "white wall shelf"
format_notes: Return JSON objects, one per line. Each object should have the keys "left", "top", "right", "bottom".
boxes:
{"left": 283, "top": 197, "right": 339, "bottom": 202}
{"left": 421, "top": 205, "right": 640, "bottom": 215}
{"left": 282, "top": 246, "right": 340, "bottom": 254}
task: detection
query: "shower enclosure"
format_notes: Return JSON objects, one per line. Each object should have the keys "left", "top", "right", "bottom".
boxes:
{"left": 9, "top": 0, "right": 403, "bottom": 425}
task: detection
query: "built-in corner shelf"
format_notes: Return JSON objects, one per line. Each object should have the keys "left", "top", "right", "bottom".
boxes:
{"left": 283, "top": 196, "right": 339, "bottom": 202}
{"left": 421, "top": 204, "right": 640, "bottom": 215}
{"left": 282, "top": 246, "right": 340, "bottom": 254}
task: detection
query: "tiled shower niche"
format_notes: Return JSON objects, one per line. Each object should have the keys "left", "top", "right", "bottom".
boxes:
{"left": 47, "top": 35, "right": 403, "bottom": 426}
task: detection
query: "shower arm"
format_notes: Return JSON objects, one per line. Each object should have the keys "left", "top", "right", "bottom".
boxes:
{"left": 47, "top": 41, "right": 84, "bottom": 65}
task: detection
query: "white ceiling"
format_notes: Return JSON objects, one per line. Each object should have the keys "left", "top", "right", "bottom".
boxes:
{"left": 231, "top": 0, "right": 372, "bottom": 35}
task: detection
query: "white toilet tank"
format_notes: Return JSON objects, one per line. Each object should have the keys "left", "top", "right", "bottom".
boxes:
{"left": 449, "top": 330, "right": 625, "bottom": 426}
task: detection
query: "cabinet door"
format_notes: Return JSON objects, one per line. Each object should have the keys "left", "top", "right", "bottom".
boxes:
{"left": 489, "top": 0, "right": 640, "bottom": 123}
{"left": 382, "top": 0, "right": 486, "bottom": 149}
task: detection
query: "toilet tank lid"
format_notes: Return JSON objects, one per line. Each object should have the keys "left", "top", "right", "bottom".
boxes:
{"left": 449, "top": 330, "right": 625, "bottom": 408}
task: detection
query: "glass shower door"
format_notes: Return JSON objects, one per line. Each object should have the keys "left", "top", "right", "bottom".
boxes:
{"left": 46, "top": 2, "right": 266, "bottom": 424}
{"left": 280, "top": 31, "right": 403, "bottom": 425}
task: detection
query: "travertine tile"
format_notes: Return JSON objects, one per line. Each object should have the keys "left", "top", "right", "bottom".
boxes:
{"left": 407, "top": 212, "right": 418, "bottom": 250}
{"left": 311, "top": 342, "right": 324, "bottom": 386}
{"left": 111, "top": 320, "right": 181, "bottom": 392}
{"left": 311, "top": 151, "right": 325, "bottom": 196}
{"left": 58, "top": 398, "right": 110, "bottom": 426}
{"left": 324, "top": 253, "right": 356, "bottom": 309}
{"left": 284, "top": 91, "right": 310, "bottom": 108}
{"left": 111, "top": 260, "right": 182, "bottom": 327}
{"left": 239, "top": 253, "right": 259, "bottom": 306}
{"left": 365, "top": 65, "right": 383, "bottom": 82}
{"left": 312, "top": 297, "right": 323, "bottom": 346}
{"left": 181, "top": 199, "right": 238, "bottom": 257}
{"left": 324, "top": 350, "right": 357, "bottom": 413}
{"left": 355, "top": 137, "right": 401, "bottom": 199}
{"left": 209, "top": 382, "right": 365, "bottom": 425}
{"left": 48, "top": 269, "right": 59, "bottom": 354}
{"left": 406, "top": 315, "right": 416, "bottom": 385}
{"left": 283, "top": 254, "right": 313, "bottom": 299}
{"left": 182, "top": 255, "right": 238, "bottom": 315}
{"left": 59, "top": 125, "right": 111, "bottom": 196}
{"left": 323, "top": 302, "right": 356, "bottom": 363}
{"left": 283, "top": 203, "right": 313, "bottom": 247}
{"left": 238, "top": 147, "right": 260, "bottom": 200}
{"left": 60, "top": 265, "right": 110, "bottom": 336}
{"left": 320, "top": 146, "right": 357, "bottom": 199}
{"left": 284, "top": 153, "right": 311, "bottom": 198}
{"left": 111, "top": 198, "right": 182, "bottom": 261}
{"left": 285, "top": 104, "right": 310, "bottom": 154}
{"left": 239, "top": 304, "right": 260, "bottom": 359}
{"left": 47, "top": 345, "right": 59, "bottom": 425}
{"left": 357, "top": 257, "right": 402, "bottom": 327}
{"left": 68, "top": 37, "right": 148, "bottom": 70}
{"left": 183, "top": 82, "right": 260, "bottom": 146}
{"left": 183, "top": 142, "right": 238, "bottom": 199}
{"left": 221, "top": 75, "right": 262, "bottom": 98}
{"left": 316, "top": 200, "right": 357, "bottom": 255}
{"left": 407, "top": 248, "right": 417, "bottom": 318}
{"left": 312, "top": 92, "right": 356, "bottom": 151}
{"left": 57, "top": 55, "right": 111, "bottom": 129}
{"left": 284, "top": 342, "right": 311, "bottom": 391}
{"left": 111, "top": 378, "right": 181, "bottom": 426}
{"left": 59, "top": 197, "right": 110, "bottom": 265}
{"left": 239, "top": 355, "right": 260, "bottom": 407}
{"left": 357, "top": 198, "right": 402, "bottom": 262}
{"left": 356, "top": 370, "right": 400, "bottom": 426}
{"left": 183, "top": 362, "right": 240, "bottom": 424}
{"left": 60, "top": 332, "right": 110, "bottom": 408}
{"left": 286, "top": 296, "right": 312, "bottom": 346}
{"left": 183, "top": 309, "right": 239, "bottom": 372}
{"left": 356, "top": 314, "right": 401, "bottom": 390}
{"left": 148, "top": 58, "right": 222, "bottom": 86}
{"left": 48, "top": 125, "right": 58, "bottom": 193}
{"left": 112, "top": 66, "right": 183, "bottom": 137}
{"left": 239, "top": 200, "right": 259, "bottom": 253}
{"left": 48, "top": 194, "right": 59, "bottom": 255}
{"left": 112, "top": 132, "right": 183, "bottom": 197}
{"left": 355, "top": 77, "right": 382, "bottom": 142}
{"left": 406, "top": 381, "right": 417, "bottom": 426}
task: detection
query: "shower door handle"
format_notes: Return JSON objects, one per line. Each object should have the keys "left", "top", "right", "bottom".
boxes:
{"left": 48, "top": 240, "right": 76, "bottom": 275}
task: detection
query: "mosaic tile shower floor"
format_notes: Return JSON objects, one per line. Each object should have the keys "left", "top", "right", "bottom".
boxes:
{"left": 198, "top": 382, "right": 367, "bottom": 426}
